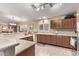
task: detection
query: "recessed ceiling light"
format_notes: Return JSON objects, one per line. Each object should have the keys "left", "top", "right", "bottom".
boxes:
{"left": 9, "top": 23, "right": 16, "bottom": 25}
{"left": 5, "top": 14, "right": 27, "bottom": 22}
{"left": 43, "top": 16, "right": 46, "bottom": 19}
{"left": 38, "top": 17, "right": 42, "bottom": 19}
{"left": 41, "top": 6, "right": 44, "bottom": 10}
{"left": 77, "top": 13, "right": 79, "bottom": 16}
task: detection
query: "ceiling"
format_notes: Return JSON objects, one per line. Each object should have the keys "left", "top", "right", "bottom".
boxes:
{"left": 0, "top": 3, "right": 79, "bottom": 24}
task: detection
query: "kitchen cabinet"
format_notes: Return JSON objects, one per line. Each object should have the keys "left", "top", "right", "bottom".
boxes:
{"left": 16, "top": 45, "right": 35, "bottom": 56}
{"left": 62, "top": 20, "right": 68, "bottom": 29}
{"left": 37, "top": 34, "right": 45, "bottom": 43}
{"left": 62, "top": 36, "right": 73, "bottom": 48}
{"left": 50, "top": 18, "right": 76, "bottom": 30}
{"left": 43, "top": 35, "right": 50, "bottom": 44}
{"left": 50, "top": 35, "right": 57, "bottom": 45}
{"left": 27, "top": 36, "right": 33, "bottom": 41}
{"left": 73, "top": 18, "right": 76, "bottom": 29}
{"left": 56, "top": 35, "right": 63, "bottom": 46}
{"left": 62, "top": 36, "right": 70, "bottom": 47}
{"left": 62, "top": 19, "right": 75, "bottom": 29}
{"left": 37, "top": 34, "right": 50, "bottom": 44}
{"left": 56, "top": 36, "right": 73, "bottom": 48}
{"left": 37, "top": 34, "right": 74, "bottom": 49}
{"left": 50, "top": 20, "right": 55, "bottom": 29}
{"left": 21, "top": 36, "right": 33, "bottom": 41}
{"left": 50, "top": 20, "right": 62, "bottom": 29}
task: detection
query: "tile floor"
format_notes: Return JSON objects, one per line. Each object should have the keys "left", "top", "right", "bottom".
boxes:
{"left": 35, "top": 43, "right": 78, "bottom": 56}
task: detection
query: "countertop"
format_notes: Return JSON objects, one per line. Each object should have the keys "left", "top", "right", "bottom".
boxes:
{"left": 0, "top": 38, "right": 19, "bottom": 51}
{"left": 0, "top": 32, "right": 77, "bottom": 55}
{"left": 36, "top": 31, "right": 77, "bottom": 37}
{"left": 19, "top": 34, "right": 33, "bottom": 39}
{"left": 15, "top": 39, "right": 35, "bottom": 55}
{"left": 0, "top": 33, "right": 35, "bottom": 55}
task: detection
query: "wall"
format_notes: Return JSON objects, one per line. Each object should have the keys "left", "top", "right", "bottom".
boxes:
{"left": 77, "top": 13, "right": 79, "bottom": 50}
{"left": 19, "top": 25, "right": 27, "bottom": 32}
{"left": 38, "top": 19, "right": 50, "bottom": 32}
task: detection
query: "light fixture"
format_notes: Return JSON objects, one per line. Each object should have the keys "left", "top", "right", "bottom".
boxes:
{"left": 43, "top": 16, "right": 46, "bottom": 19}
{"left": 9, "top": 23, "right": 16, "bottom": 26}
{"left": 51, "top": 3, "right": 62, "bottom": 10}
{"left": 6, "top": 15, "right": 27, "bottom": 22}
{"left": 2, "top": 26, "right": 8, "bottom": 30}
{"left": 41, "top": 6, "right": 44, "bottom": 10}
{"left": 36, "top": 7, "right": 40, "bottom": 11}
{"left": 38, "top": 16, "right": 47, "bottom": 20}
{"left": 39, "top": 17, "right": 42, "bottom": 19}
{"left": 31, "top": 3, "right": 56, "bottom": 11}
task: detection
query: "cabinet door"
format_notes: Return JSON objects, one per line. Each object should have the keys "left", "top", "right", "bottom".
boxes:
{"left": 71, "top": 19, "right": 74, "bottom": 29}
{"left": 67, "top": 19, "right": 75, "bottom": 29}
{"left": 21, "top": 36, "right": 33, "bottom": 41}
{"left": 50, "top": 20, "right": 62, "bottom": 29}
{"left": 62, "top": 36, "right": 73, "bottom": 48}
{"left": 62, "top": 18, "right": 76, "bottom": 29}
{"left": 50, "top": 35, "right": 57, "bottom": 45}
{"left": 56, "top": 36, "right": 73, "bottom": 48}
{"left": 62, "top": 20, "right": 68, "bottom": 29}
{"left": 67, "top": 19, "right": 72, "bottom": 29}
{"left": 27, "top": 36, "right": 33, "bottom": 41}
{"left": 43, "top": 35, "right": 50, "bottom": 44}
{"left": 55, "top": 20, "right": 62, "bottom": 29}
{"left": 56, "top": 35, "right": 63, "bottom": 46}
{"left": 50, "top": 20, "right": 55, "bottom": 29}
{"left": 37, "top": 34, "right": 50, "bottom": 43}
{"left": 73, "top": 18, "right": 76, "bottom": 29}
{"left": 37, "top": 34, "right": 44, "bottom": 42}
{"left": 62, "top": 36, "right": 70, "bottom": 47}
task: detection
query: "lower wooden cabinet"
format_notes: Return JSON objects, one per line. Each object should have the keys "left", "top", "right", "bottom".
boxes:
{"left": 37, "top": 34, "right": 74, "bottom": 48}
{"left": 37, "top": 34, "right": 45, "bottom": 43}
{"left": 21, "top": 36, "right": 33, "bottom": 41}
{"left": 56, "top": 35, "right": 63, "bottom": 46}
{"left": 27, "top": 36, "right": 33, "bottom": 41}
{"left": 50, "top": 35, "right": 57, "bottom": 45}
{"left": 61, "top": 36, "right": 70, "bottom": 47}
{"left": 62, "top": 36, "right": 73, "bottom": 48}
{"left": 37, "top": 34, "right": 50, "bottom": 44}
{"left": 56, "top": 36, "right": 73, "bottom": 48}
{"left": 16, "top": 45, "right": 35, "bottom": 56}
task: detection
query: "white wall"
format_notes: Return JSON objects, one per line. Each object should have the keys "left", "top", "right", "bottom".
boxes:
{"left": 77, "top": 13, "right": 79, "bottom": 50}
{"left": 19, "top": 25, "right": 27, "bottom": 32}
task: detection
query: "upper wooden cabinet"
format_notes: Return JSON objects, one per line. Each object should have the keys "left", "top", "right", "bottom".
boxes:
{"left": 50, "top": 20, "right": 62, "bottom": 29}
{"left": 62, "top": 18, "right": 76, "bottom": 29}
{"left": 50, "top": 18, "right": 76, "bottom": 30}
